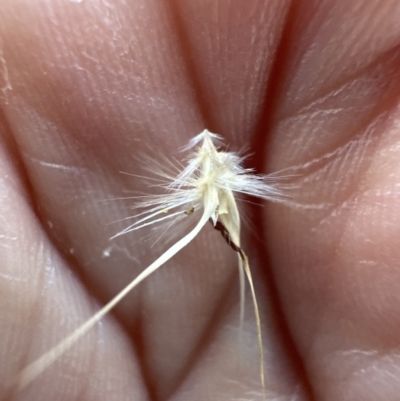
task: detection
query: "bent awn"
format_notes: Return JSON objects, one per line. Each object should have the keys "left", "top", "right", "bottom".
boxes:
{"left": 16, "top": 129, "right": 283, "bottom": 397}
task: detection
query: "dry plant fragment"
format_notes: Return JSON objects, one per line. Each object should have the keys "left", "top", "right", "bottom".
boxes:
{"left": 15, "top": 129, "right": 283, "bottom": 396}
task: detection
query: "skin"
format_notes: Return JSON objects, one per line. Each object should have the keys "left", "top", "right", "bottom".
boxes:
{"left": 1, "top": 0, "right": 400, "bottom": 400}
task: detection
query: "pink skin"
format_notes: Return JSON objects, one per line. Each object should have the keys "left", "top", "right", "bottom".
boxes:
{"left": 1, "top": 0, "right": 400, "bottom": 400}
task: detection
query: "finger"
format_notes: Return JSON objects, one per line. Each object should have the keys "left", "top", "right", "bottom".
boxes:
{"left": 0, "top": 0, "right": 301, "bottom": 400}
{"left": 0, "top": 115, "right": 148, "bottom": 400}
{"left": 266, "top": 1, "right": 400, "bottom": 400}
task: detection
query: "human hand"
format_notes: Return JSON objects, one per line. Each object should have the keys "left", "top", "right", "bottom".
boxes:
{"left": 1, "top": 1, "right": 400, "bottom": 400}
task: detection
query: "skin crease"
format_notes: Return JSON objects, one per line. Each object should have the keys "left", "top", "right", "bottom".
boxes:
{"left": 1, "top": 0, "right": 400, "bottom": 400}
